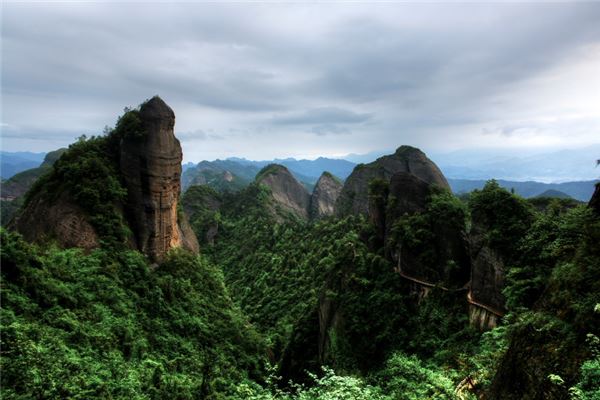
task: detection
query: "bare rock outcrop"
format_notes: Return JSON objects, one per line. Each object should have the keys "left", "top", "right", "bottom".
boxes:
{"left": 11, "top": 191, "right": 99, "bottom": 251}
{"left": 256, "top": 164, "right": 311, "bottom": 219}
{"left": 10, "top": 97, "right": 199, "bottom": 261}
{"left": 386, "top": 171, "right": 431, "bottom": 218}
{"left": 309, "top": 172, "right": 342, "bottom": 219}
{"left": 336, "top": 146, "right": 449, "bottom": 216}
{"left": 120, "top": 96, "right": 198, "bottom": 261}
{"left": 468, "top": 221, "right": 506, "bottom": 330}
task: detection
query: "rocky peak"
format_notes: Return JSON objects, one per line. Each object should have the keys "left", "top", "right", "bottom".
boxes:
{"left": 223, "top": 170, "right": 234, "bottom": 182}
{"left": 310, "top": 172, "right": 342, "bottom": 219}
{"left": 120, "top": 96, "right": 198, "bottom": 261}
{"left": 141, "top": 96, "right": 174, "bottom": 115}
{"left": 336, "top": 145, "right": 449, "bottom": 216}
{"left": 11, "top": 97, "right": 199, "bottom": 261}
{"left": 256, "top": 164, "right": 310, "bottom": 219}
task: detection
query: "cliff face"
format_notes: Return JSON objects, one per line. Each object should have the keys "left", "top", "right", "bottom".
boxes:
{"left": 256, "top": 164, "right": 311, "bottom": 219}
{"left": 384, "top": 172, "right": 471, "bottom": 290}
{"left": 11, "top": 191, "right": 99, "bottom": 251}
{"left": 12, "top": 96, "right": 198, "bottom": 261}
{"left": 120, "top": 97, "right": 198, "bottom": 261}
{"left": 468, "top": 225, "right": 506, "bottom": 329}
{"left": 336, "top": 146, "right": 449, "bottom": 216}
{"left": 467, "top": 205, "right": 509, "bottom": 330}
{"left": 309, "top": 172, "right": 343, "bottom": 219}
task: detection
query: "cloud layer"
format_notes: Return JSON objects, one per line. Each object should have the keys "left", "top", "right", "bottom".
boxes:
{"left": 2, "top": 2, "right": 600, "bottom": 161}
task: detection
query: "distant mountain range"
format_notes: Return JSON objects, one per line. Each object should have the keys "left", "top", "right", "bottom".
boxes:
{"left": 338, "top": 145, "right": 600, "bottom": 183}
{"left": 448, "top": 179, "right": 597, "bottom": 202}
{"left": 182, "top": 157, "right": 356, "bottom": 192}
{"left": 1, "top": 151, "right": 46, "bottom": 179}
{"left": 2, "top": 146, "right": 598, "bottom": 202}
{"left": 183, "top": 158, "right": 596, "bottom": 201}
{"left": 226, "top": 157, "right": 356, "bottom": 181}
{"left": 430, "top": 145, "right": 600, "bottom": 183}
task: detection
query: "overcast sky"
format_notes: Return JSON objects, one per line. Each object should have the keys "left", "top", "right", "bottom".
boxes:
{"left": 2, "top": 1, "right": 600, "bottom": 162}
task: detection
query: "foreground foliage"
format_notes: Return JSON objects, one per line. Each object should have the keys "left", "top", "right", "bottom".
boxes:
{"left": 1, "top": 229, "right": 264, "bottom": 399}
{"left": 2, "top": 172, "right": 599, "bottom": 399}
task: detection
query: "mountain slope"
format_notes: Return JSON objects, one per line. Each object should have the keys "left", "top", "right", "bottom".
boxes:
{"left": 183, "top": 157, "right": 356, "bottom": 194}
{"left": 449, "top": 178, "right": 598, "bottom": 201}
{"left": 0, "top": 229, "right": 265, "bottom": 398}
{"left": 0, "top": 151, "right": 46, "bottom": 179}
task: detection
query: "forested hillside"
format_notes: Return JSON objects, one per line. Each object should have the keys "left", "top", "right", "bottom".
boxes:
{"left": 1, "top": 99, "right": 598, "bottom": 399}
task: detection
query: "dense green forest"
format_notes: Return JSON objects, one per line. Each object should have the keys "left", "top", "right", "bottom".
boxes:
{"left": 2, "top": 121, "right": 599, "bottom": 399}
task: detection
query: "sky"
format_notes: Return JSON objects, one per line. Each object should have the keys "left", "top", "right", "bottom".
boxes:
{"left": 1, "top": 1, "right": 600, "bottom": 163}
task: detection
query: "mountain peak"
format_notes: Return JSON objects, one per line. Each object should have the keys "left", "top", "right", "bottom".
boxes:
{"left": 337, "top": 145, "right": 449, "bottom": 216}
{"left": 139, "top": 96, "right": 175, "bottom": 122}
{"left": 394, "top": 145, "right": 423, "bottom": 156}
{"left": 256, "top": 163, "right": 292, "bottom": 181}
{"left": 255, "top": 163, "right": 310, "bottom": 219}
{"left": 310, "top": 171, "right": 343, "bottom": 219}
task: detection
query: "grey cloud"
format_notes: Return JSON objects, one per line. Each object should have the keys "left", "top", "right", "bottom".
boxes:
{"left": 310, "top": 124, "right": 351, "bottom": 136}
{"left": 177, "top": 129, "right": 225, "bottom": 141}
{"left": 272, "top": 107, "right": 372, "bottom": 125}
{"left": 0, "top": 125, "right": 92, "bottom": 141}
{"left": 1, "top": 3, "right": 600, "bottom": 158}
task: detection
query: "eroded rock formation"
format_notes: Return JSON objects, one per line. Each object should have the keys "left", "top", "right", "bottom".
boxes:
{"left": 256, "top": 164, "right": 311, "bottom": 219}
{"left": 309, "top": 172, "right": 343, "bottom": 219}
{"left": 11, "top": 191, "right": 99, "bottom": 251}
{"left": 336, "top": 145, "right": 449, "bottom": 216}
{"left": 120, "top": 96, "right": 198, "bottom": 261}
{"left": 13, "top": 97, "right": 199, "bottom": 261}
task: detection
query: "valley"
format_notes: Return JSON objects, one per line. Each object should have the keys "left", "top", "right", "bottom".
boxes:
{"left": 1, "top": 98, "right": 598, "bottom": 399}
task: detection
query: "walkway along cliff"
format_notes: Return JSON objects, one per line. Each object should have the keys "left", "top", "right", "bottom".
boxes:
{"left": 333, "top": 146, "right": 506, "bottom": 330}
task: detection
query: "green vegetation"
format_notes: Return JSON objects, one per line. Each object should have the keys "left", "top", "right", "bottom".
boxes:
{"left": 110, "top": 107, "right": 144, "bottom": 141}
{"left": 468, "top": 180, "right": 535, "bottom": 263}
{"left": 255, "top": 164, "right": 286, "bottom": 182}
{"left": 388, "top": 187, "right": 469, "bottom": 286}
{"left": 1, "top": 229, "right": 264, "bottom": 399}
{"left": 181, "top": 185, "right": 222, "bottom": 245}
{"left": 188, "top": 169, "right": 247, "bottom": 192}
{"left": 1, "top": 196, "right": 23, "bottom": 226}
{"left": 321, "top": 171, "right": 342, "bottom": 185}
{"left": 0, "top": 148, "right": 67, "bottom": 226}
{"left": 202, "top": 183, "right": 485, "bottom": 391}
{"left": 20, "top": 104, "right": 151, "bottom": 246}
{"left": 2, "top": 140, "right": 599, "bottom": 400}
{"left": 24, "top": 134, "right": 130, "bottom": 245}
